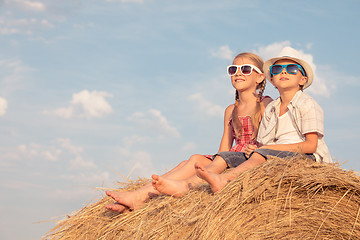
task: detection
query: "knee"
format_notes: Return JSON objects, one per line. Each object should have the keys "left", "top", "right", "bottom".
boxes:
{"left": 188, "top": 154, "right": 209, "bottom": 165}
{"left": 177, "top": 160, "right": 188, "bottom": 168}
{"left": 188, "top": 154, "right": 201, "bottom": 163}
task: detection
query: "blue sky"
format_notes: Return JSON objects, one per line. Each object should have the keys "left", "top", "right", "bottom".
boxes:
{"left": 0, "top": 0, "right": 359, "bottom": 239}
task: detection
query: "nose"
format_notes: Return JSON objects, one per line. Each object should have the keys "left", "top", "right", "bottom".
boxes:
{"left": 281, "top": 66, "right": 287, "bottom": 75}
{"left": 235, "top": 67, "right": 243, "bottom": 76}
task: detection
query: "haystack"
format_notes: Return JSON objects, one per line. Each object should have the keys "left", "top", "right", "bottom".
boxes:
{"left": 44, "top": 156, "right": 360, "bottom": 239}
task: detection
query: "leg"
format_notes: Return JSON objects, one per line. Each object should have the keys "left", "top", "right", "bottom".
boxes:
{"left": 152, "top": 155, "right": 228, "bottom": 197}
{"left": 161, "top": 154, "right": 212, "bottom": 180}
{"left": 106, "top": 154, "right": 212, "bottom": 212}
{"left": 196, "top": 152, "right": 266, "bottom": 193}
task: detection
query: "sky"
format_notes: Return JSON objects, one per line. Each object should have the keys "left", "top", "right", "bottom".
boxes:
{"left": 0, "top": 0, "right": 359, "bottom": 239}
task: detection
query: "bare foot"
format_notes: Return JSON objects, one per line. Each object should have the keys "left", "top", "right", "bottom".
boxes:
{"left": 105, "top": 190, "right": 147, "bottom": 211}
{"left": 151, "top": 174, "right": 190, "bottom": 197}
{"left": 105, "top": 202, "right": 130, "bottom": 213}
{"left": 195, "top": 163, "right": 230, "bottom": 193}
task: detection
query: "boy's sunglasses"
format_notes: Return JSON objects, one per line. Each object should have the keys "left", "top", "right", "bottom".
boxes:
{"left": 227, "top": 64, "right": 262, "bottom": 76}
{"left": 270, "top": 64, "right": 306, "bottom": 77}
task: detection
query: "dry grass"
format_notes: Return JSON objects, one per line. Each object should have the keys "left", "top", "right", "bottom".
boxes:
{"left": 44, "top": 156, "right": 360, "bottom": 239}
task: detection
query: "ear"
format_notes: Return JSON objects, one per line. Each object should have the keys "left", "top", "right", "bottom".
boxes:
{"left": 269, "top": 76, "right": 275, "bottom": 86}
{"left": 299, "top": 76, "right": 308, "bottom": 87}
{"left": 256, "top": 73, "right": 265, "bottom": 84}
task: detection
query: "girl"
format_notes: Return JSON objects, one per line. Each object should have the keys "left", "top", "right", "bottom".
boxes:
{"left": 106, "top": 52, "right": 272, "bottom": 211}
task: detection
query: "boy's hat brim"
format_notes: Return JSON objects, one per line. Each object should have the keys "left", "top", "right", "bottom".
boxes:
{"left": 263, "top": 56, "right": 313, "bottom": 89}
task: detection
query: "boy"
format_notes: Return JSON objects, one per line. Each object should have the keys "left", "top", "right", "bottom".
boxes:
{"left": 195, "top": 56, "right": 332, "bottom": 193}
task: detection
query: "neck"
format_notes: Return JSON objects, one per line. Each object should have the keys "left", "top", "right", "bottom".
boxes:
{"left": 278, "top": 88, "right": 300, "bottom": 105}
{"left": 237, "top": 90, "right": 258, "bottom": 104}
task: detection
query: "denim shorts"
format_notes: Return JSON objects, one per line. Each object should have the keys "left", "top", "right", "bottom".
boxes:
{"left": 213, "top": 151, "right": 248, "bottom": 168}
{"left": 251, "top": 148, "right": 315, "bottom": 161}
{"left": 214, "top": 149, "right": 315, "bottom": 168}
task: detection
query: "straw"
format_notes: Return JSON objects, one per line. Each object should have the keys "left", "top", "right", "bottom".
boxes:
{"left": 43, "top": 156, "right": 360, "bottom": 240}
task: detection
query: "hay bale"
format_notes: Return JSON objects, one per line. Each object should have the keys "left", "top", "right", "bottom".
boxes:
{"left": 43, "top": 157, "right": 360, "bottom": 240}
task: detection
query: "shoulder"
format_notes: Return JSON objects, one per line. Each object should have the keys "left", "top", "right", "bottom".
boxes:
{"left": 293, "top": 91, "right": 315, "bottom": 104}
{"left": 225, "top": 104, "right": 235, "bottom": 113}
{"left": 261, "top": 97, "right": 280, "bottom": 122}
{"left": 260, "top": 95, "right": 273, "bottom": 110}
{"left": 224, "top": 104, "right": 235, "bottom": 118}
{"left": 265, "top": 97, "right": 279, "bottom": 112}
{"left": 293, "top": 91, "right": 323, "bottom": 114}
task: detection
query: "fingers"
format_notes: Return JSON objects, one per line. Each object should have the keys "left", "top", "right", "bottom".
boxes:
{"left": 244, "top": 144, "right": 258, "bottom": 158}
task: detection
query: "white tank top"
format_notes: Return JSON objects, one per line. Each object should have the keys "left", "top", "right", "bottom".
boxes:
{"left": 274, "top": 111, "right": 303, "bottom": 144}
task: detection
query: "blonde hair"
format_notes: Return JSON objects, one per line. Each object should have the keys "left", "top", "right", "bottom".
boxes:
{"left": 231, "top": 52, "right": 267, "bottom": 140}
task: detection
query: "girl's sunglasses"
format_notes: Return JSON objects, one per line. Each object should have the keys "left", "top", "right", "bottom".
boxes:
{"left": 270, "top": 64, "right": 306, "bottom": 77}
{"left": 227, "top": 64, "right": 262, "bottom": 76}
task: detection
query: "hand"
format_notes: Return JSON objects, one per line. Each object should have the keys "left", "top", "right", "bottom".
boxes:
{"left": 244, "top": 144, "right": 258, "bottom": 158}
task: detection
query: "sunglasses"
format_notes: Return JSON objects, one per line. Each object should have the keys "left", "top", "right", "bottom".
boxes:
{"left": 227, "top": 64, "right": 262, "bottom": 76}
{"left": 270, "top": 64, "right": 306, "bottom": 77}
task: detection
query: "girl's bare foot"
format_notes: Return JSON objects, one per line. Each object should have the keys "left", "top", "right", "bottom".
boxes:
{"left": 195, "top": 163, "right": 230, "bottom": 193}
{"left": 151, "top": 174, "right": 190, "bottom": 197}
{"left": 105, "top": 202, "right": 130, "bottom": 213}
{"left": 105, "top": 190, "right": 147, "bottom": 211}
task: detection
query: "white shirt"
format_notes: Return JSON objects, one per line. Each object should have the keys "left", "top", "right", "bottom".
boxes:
{"left": 257, "top": 90, "right": 332, "bottom": 163}
{"left": 272, "top": 111, "right": 303, "bottom": 144}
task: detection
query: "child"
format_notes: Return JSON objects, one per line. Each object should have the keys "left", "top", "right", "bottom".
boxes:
{"left": 195, "top": 56, "right": 332, "bottom": 193}
{"left": 106, "top": 52, "right": 272, "bottom": 212}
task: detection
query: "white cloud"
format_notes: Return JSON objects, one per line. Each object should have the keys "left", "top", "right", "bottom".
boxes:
{"left": 181, "top": 142, "right": 197, "bottom": 152}
{"left": 47, "top": 187, "right": 98, "bottom": 202}
{"left": 0, "top": 138, "right": 96, "bottom": 171}
{"left": 52, "top": 90, "right": 113, "bottom": 119}
{"left": 0, "top": 27, "right": 19, "bottom": 35}
{"left": 255, "top": 41, "right": 331, "bottom": 97}
{"left": 0, "top": 14, "right": 54, "bottom": 36}
{"left": 4, "top": 0, "right": 46, "bottom": 12}
{"left": 59, "top": 171, "right": 110, "bottom": 186}
{"left": 211, "top": 45, "right": 233, "bottom": 61}
{"left": 15, "top": 143, "right": 62, "bottom": 162}
{"left": 187, "top": 92, "right": 223, "bottom": 117}
{"left": 69, "top": 155, "right": 96, "bottom": 170}
{"left": 56, "top": 138, "right": 96, "bottom": 170}
{"left": 73, "top": 22, "right": 95, "bottom": 30}
{"left": 118, "top": 147, "right": 156, "bottom": 178}
{"left": 1, "top": 180, "right": 45, "bottom": 190}
{"left": 104, "top": 0, "right": 144, "bottom": 3}
{"left": 60, "top": 172, "right": 109, "bottom": 184}
{"left": 40, "top": 19, "right": 54, "bottom": 28}
{"left": 122, "top": 135, "right": 152, "bottom": 149}
{"left": 128, "top": 109, "right": 180, "bottom": 138}
{"left": 57, "top": 138, "right": 83, "bottom": 155}
{"left": 255, "top": 41, "right": 292, "bottom": 61}
{"left": 0, "top": 58, "right": 34, "bottom": 94}
{"left": 0, "top": 97, "right": 8, "bottom": 116}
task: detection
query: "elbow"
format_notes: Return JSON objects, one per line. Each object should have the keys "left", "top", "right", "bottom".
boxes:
{"left": 305, "top": 142, "right": 317, "bottom": 154}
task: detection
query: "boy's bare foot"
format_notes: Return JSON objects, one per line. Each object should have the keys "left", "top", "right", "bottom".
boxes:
{"left": 105, "top": 202, "right": 130, "bottom": 213}
{"left": 151, "top": 174, "right": 190, "bottom": 197}
{"left": 105, "top": 190, "right": 146, "bottom": 211}
{"left": 195, "top": 163, "right": 230, "bottom": 193}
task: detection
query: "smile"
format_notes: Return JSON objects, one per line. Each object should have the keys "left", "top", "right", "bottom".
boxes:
{"left": 234, "top": 79, "right": 245, "bottom": 82}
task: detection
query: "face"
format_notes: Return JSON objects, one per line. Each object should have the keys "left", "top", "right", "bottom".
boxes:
{"left": 230, "top": 57, "right": 264, "bottom": 93}
{"left": 270, "top": 59, "right": 307, "bottom": 91}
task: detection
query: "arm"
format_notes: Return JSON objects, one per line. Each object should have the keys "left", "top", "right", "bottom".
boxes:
{"left": 260, "top": 132, "right": 318, "bottom": 154}
{"left": 260, "top": 96, "right": 273, "bottom": 115}
{"left": 217, "top": 104, "right": 235, "bottom": 152}
{"left": 243, "top": 96, "right": 273, "bottom": 157}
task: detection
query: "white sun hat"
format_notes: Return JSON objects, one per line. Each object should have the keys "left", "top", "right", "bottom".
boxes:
{"left": 263, "top": 56, "right": 314, "bottom": 89}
